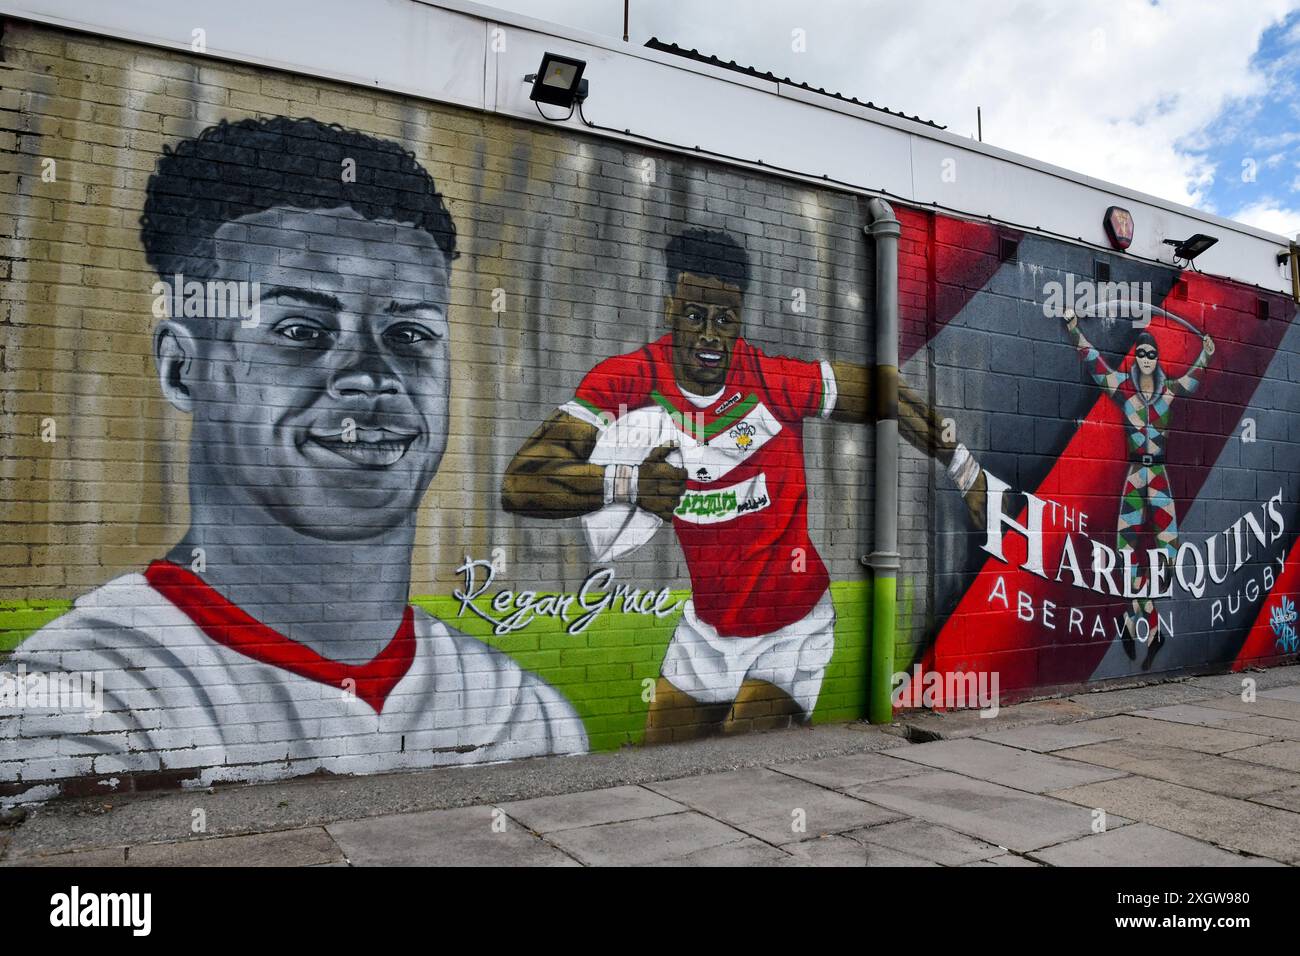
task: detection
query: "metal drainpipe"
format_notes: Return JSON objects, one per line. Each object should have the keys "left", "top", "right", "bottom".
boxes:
{"left": 864, "top": 199, "right": 901, "bottom": 725}
{"left": 1291, "top": 239, "right": 1299, "bottom": 305}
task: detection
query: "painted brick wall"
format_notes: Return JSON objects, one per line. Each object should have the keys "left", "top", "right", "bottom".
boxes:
{"left": 918, "top": 228, "right": 1300, "bottom": 702}
{"left": 1, "top": 20, "right": 1297, "bottom": 801}
{"left": 0, "top": 22, "right": 881, "bottom": 799}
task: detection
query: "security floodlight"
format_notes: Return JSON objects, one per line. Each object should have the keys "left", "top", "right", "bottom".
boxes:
{"left": 527, "top": 53, "right": 588, "bottom": 108}
{"left": 1162, "top": 234, "right": 1218, "bottom": 262}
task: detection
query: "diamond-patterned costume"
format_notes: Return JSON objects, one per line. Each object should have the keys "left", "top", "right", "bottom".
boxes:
{"left": 1070, "top": 326, "right": 1210, "bottom": 638}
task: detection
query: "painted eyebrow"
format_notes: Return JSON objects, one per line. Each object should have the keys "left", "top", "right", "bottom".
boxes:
{"left": 260, "top": 287, "right": 443, "bottom": 317}
{"left": 385, "top": 301, "right": 445, "bottom": 315}
{"left": 262, "top": 286, "right": 343, "bottom": 311}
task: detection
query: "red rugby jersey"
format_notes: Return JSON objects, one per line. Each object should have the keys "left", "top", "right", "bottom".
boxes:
{"left": 567, "top": 334, "right": 836, "bottom": 637}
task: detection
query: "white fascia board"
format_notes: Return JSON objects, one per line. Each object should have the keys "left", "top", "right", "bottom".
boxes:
{"left": 2, "top": 0, "right": 1294, "bottom": 293}
{"left": 0, "top": 0, "right": 492, "bottom": 111}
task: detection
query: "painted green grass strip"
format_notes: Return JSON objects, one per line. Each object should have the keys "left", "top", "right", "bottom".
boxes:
{"left": 6, "top": 583, "right": 871, "bottom": 745}
{"left": 414, "top": 579, "right": 869, "bottom": 749}
{"left": 0, "top": 600, "right": 74, "bottom": 652}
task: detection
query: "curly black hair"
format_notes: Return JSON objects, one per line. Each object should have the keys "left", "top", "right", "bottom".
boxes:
{"left": 664, "top": 228, "right": 750, "bottom": 294}
{"left": 140, "top": 116, "right": 457, "bottom": 278}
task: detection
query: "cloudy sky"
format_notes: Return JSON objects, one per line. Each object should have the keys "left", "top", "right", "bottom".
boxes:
{"left": 487, "top": 0, "right": 1300, "bottom": 237}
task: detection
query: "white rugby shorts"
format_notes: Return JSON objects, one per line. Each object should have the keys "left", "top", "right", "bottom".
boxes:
{"left": 659, "top": 591, "right": 836, "bottom": 715}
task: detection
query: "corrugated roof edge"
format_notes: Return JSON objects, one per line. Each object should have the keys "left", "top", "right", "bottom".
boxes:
{"left": 2, "top": 0, "right": 1293, "bottom": 262}
{"left": 643, "top": 37, "right": 946, "bottom": 130}
{"left": 421, "top": 1, "right": 1293, "bottom": 248}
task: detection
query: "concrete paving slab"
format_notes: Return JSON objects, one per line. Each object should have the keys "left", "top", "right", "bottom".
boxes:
{"left": 1054, "top": 739, "right": 1300, "bottom": 798}
{"left": 1032, "top": 823, "right": 1280, "bottom": 867}
{"left": 849, "top": 817, "right": 1005, "bottom": 865}
{"left": 6, "top": 827, "right": 345, "bottom": 867}
{"left": 769, "top": 751, "right": 924, "bottom": 790}
{"left": 1189, "top": 696, "right": 1300, "bottom": 722}
{"left": 7, "top": 846, "right": 129, "bottom": 867}
{"left": 646, "top": 767, "right": 904, "bottom": 844}
{"left": 1050, "top": 776, "right": 1300, "bottom": 864}
{"left": 962, "top": 853, "right": 1041, "bottom": 866}
{"left": 887, "top": 738, "right": 1127, "bottom": 793}
{"left": 326, "top": 806, "right": 579, "bottom": 867}
{"left": 897, "top": 698, "right": 1089, "bottom": 740}
{"left": 645, "top": 836, "right": 795, "bottom": 867}
{"left": 780, "top": 834, "right": 937, "bottom": 867}
{"left": 1224, "top": 740, "right": 1300, "bottom": 773}
{"left": 544, "top": 810, "right": 750, "bottom": 866}
{"left": 128, "top": 827, "right": 343, "bottom": 866}
{"left": 500, "top": 785, "right": 685, "bottom": 833}
{"left": 1199, "top": 714, "right": 1300, "bottom": 740}
{"left": 6, "top": 667, "right": 1300, "bottom": 868}
{"left": 845, "top": 770, "right": 1103, "bottom": 852}
{"left": 977, "top": 722, "right": 1123, "bottom": 753}
{"left": 1078, "top": 715, "right": 1272, "bottom": 753}
{"left": 1261, "top": 685, "right": 1300, "bottom": 703}
{"left": 1188, "top": 670, "right": 1300, "bottom": 694}
{"left": 1066, "top": 682, "right": 1221, "bottom": 717}
{"left": 1251, "top": 786, "right": 1300, "bottom": 814}
{"left": 1131, "top": 703, "right": 1256, "bottom": 726}
{"left": 4, "top": 721, "right": 905, "bottom": 859}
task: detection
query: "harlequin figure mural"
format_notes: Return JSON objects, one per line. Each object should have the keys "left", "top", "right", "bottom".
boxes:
{"left": 1063, "top": 307, "right": 1214, "bottom": 665}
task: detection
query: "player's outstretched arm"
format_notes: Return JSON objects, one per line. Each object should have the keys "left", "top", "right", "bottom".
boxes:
{"left": 828, "top": 360, "right": 958, "bottom": 467}
{"left": 825, "top": 360, "right": 992, "bottom": 529}
{"left": 502, "top": 410, "right": 606, "bottom": 518}
{"left": 827, "top": 360, "right": 872, "bottom": 424}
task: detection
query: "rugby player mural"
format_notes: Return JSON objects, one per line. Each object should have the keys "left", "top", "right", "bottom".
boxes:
{"left": 502, "top": 228, "right": 989, "bottom": 741}
{"left": 0, "top": 117, "right": 588, "bottom": 797}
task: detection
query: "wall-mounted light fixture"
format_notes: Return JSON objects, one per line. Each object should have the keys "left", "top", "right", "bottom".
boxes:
{"left": 1103, "top": 206, "right": 1134, "bottom": 250}
{"left": 527, "top": 53, "right": 588, "bottom": 108}
{"left": 1162, "top": 233, "right": 1218, "bottom": 263}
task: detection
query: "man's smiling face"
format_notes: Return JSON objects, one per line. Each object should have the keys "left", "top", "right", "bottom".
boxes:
{"left": 173, "top": 205, "right": 451, "bottom": 541}
{"left": 666, "top": 272, "right": 744, "bottom": 392}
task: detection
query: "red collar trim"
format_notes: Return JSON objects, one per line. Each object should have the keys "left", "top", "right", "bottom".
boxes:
{"left": 144, "top": 560, "right": 415, "bottom": 714}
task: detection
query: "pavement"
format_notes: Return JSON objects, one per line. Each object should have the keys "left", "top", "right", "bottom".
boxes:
{"left": 3, "top": 665, "right": 1300, "bottom": 867}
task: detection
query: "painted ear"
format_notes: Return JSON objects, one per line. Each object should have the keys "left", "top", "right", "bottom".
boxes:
{"left": 153, "top": 319, "right": 197, "bottom": 413}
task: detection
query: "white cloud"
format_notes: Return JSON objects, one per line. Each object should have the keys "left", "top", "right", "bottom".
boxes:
{"left": 488, "top": 0, "right": 1300, "bottom": 211}
{"left": 1250, "top": 130, "right": 1300, "bottom": 150}
{"left": 1231, "top": 199, "right": 1300, "bottom": 235}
